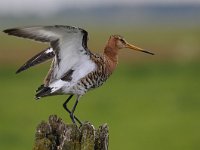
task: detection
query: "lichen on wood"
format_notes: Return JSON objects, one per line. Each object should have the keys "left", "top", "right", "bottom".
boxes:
{"left": 33, "top": 115, "right": 109, "bottom": 150}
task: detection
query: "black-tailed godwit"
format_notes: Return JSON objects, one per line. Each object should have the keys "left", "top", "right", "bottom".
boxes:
{"left": 3, "top": 25, "right": 154, "bottom": 124}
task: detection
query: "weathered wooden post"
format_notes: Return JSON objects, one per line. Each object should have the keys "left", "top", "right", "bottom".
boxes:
{"left": 33, "top": 115, "right": 109, "bottom": 150}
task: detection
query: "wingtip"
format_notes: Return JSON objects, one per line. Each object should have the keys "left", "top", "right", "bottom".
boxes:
{"left": 3, "top": 28, "right": 16, "bottom": 34}
{"left": 15, "top": 69, "right": 21, "bottom": 74}
{"left": 3, "top": 29, "right": 9, "bottom": 34}
{"left": 3, "top": 28, "right": 22, "bottom": 36}
{"left": 15, "top": 67, "right": 25, "bottom": 74}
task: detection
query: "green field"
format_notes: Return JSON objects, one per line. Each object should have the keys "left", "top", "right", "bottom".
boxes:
{"left": 0, "top": 26, "right": 200, "bottom": 149}
{"left": 0, "top": 62, "right": 200, "bottom": 150}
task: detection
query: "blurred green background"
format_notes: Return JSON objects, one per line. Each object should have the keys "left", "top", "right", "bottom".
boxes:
{"left": 0, "top": 1, "right": 200, "bottom": 150}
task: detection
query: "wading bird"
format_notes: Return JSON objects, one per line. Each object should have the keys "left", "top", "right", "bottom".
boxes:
{"left": 3, "top": 25, "right": 154, "bottom": 125}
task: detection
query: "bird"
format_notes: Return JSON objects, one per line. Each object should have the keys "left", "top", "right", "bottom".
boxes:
{"left": 3, "top": 25, "right": 154, "bottom": 125}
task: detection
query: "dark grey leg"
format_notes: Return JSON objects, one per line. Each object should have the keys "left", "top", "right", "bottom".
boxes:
{"left": 63, "top": 95, "right": 82, "bottom": 125}
{"left": 70, "top": 95, "right": 81, "bottom": 125}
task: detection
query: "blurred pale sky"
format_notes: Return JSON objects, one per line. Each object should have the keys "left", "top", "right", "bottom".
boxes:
{"left": 0, "top": 0, "right": 199, "bottom": 16}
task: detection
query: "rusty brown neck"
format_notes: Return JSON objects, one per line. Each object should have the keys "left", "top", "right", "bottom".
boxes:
{"left": 103, "top": 41, "right": 119, "bottom": 73}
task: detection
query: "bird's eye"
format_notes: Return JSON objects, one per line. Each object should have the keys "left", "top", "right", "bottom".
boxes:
{"left": 120, "top": 39, "right": 125, "bottom": 43}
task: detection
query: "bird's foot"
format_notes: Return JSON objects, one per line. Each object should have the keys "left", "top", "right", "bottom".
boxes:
{"left": 70, "top": 113, "right": 82, "bottom": 126}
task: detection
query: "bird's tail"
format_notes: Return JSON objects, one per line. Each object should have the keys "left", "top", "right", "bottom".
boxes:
{"left": 35, "top": 86, "right": 52, "bottom": 100}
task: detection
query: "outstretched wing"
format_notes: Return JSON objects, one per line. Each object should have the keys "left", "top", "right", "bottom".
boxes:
{"left": 4, "top": 25, "right": 95, "bottom": 80}
{"left": 16, "top": 47, "right": 55, "bottom": 74}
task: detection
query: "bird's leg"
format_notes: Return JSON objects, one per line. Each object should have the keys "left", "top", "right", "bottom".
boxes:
{"left": 70, "top": 95, "right": 81, "bottom": 125}
{"left": 63, "top": 95, "right": 82, "bottom": 125}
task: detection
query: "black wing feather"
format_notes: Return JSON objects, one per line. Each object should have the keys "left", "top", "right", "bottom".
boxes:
{"left": 4, "top": 25, "right": 91, "bottom": 98}
{"left": 3, "top": 27, "right": 51, "bottom": 42}
{"left": 16, "top": 48, "right": 55, "bottom": 74}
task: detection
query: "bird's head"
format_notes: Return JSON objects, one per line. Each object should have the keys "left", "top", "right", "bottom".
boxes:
{"left": 110, "top": 35, "right": 154, "bottom": 55}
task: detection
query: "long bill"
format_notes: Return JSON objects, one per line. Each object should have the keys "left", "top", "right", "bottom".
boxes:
{"left": 125, "top": 43, "right": 154, "bottom": 55}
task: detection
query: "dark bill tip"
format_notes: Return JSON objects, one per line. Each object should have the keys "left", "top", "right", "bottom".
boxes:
{"left": 141, "top": 50, "right": 155, "bottom": 55}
